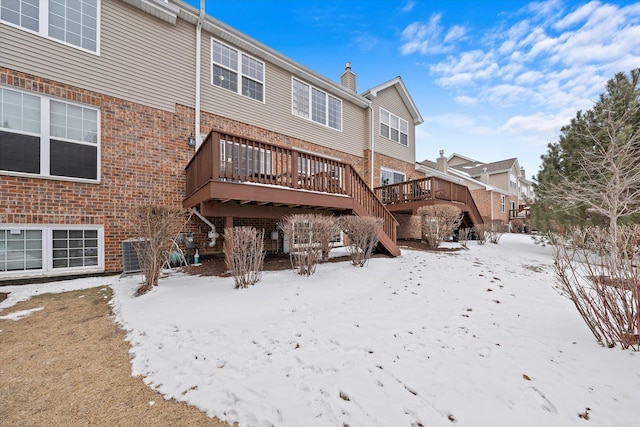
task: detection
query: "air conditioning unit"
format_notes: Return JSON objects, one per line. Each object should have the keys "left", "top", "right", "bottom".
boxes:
{"left": 121, "top": 238, "right": 147, "bottom": 275}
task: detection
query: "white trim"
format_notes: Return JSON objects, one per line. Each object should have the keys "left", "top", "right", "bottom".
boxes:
{"left": 291, "top": 77, "right": 343, "bottom": 131}
{"left": 0, "top": 85, "right": 101, "bottom": 183}
{"left": 380, "top": 166, "right": 406, "bottom": 186}
{"left": 210, "top": 36, "right": 265, "bottom": 103}
{"left": 0, "top": 0, "right": 101, "bottom": 55}
{"left": 0, "top": 224, "right": 104, "bottom": 280}
{"left": 379, "top": 107, "right": 408, "bottom": 147}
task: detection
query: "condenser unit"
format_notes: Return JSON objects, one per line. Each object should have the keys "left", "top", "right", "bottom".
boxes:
{"left": 121, "top": 238, "right": 147, "bottom": 275}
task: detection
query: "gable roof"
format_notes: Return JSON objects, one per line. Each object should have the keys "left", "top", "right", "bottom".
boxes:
{"left": 362, "top": 77, "right": 424, "bottom": 125}
{"left": 450, "top": 158, "right": 519, "bottom": 176}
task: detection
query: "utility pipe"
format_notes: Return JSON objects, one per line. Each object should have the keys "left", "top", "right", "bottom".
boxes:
{"left": 192, "top": 207, "right": 219, "bottom": 246}
{"left": 368, "top": 103, "right": 374, "bottom": 188}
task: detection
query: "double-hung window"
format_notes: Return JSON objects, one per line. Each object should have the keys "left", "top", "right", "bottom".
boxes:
{"left": 500, "top": 195, "right": 506, "bottom": 213}
{"left": 0, "top": 0, "right": 99, "bottom": 53}
{"left": 0, "top": 86, "right": 100, "bottom": 181}
{"left": 292, "top": 78, "right": 342, "bottom": 131}
{"left": 211, "top": 38, "right": 264, "bottom": 102}
{"left": 380, "top": 108, "right": 408, "bottom": 146}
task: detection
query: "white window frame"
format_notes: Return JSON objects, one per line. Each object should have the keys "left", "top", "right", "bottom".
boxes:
{"left": 211, "top": 37, "right": 265, "bottom": 103}
{"left": 291, "top": 77, "right": 342, "bottom": 131}
{"left": 0, "top": 0, "right": 101, "bottom": 55}
{"left": 219, "top": 139, "right": 272, "bottom": 177}
{"left": 0, "top": 86, "right": 101, "bottom": 183}
{"left": 379, "top": 107, "right": 408, "bottom": 146}
{"left": 0, "top": 224, "right": 104, "bottom": 279}
{"left": 500, "top": 195, "right": 506, "bottom": 213}
{"left": 380, "top": 167, "right": 405, "bottom": 186}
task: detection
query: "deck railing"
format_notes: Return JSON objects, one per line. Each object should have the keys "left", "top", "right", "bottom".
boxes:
{"left": 374, "top": 177, "right": 483, "bottom": 224}
{"left": 185, "top": 131, "right": 397, "bottom": 242}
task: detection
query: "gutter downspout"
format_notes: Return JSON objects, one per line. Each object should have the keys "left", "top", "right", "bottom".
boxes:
{"left": 194, "top": 0, "right": 205, "bottom": 148}
{"left": 368, "top": 103, "right": 374, "bottom": 188}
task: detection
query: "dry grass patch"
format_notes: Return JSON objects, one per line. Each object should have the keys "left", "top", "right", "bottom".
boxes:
{"left": 0, "top": 286, "right": 231, "bottom": 427}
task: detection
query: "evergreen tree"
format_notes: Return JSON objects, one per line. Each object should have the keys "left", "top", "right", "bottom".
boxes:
{"left": 533, "top": 69, "right": 640, "bottom": 233}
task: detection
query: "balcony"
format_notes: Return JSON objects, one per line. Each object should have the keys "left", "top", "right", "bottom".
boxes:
{"left": 374, "top": 177, "right": 484, "bottom": 228}
{"left": 184, "top": 131, "right": 400, "bottom": 256}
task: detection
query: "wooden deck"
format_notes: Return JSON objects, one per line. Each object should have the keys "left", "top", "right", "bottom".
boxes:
{"left": 184, "top": 131, "right": 400, "bottom": 256}
{"left": 374, "top": 178, "right": 484, "bottom": 228}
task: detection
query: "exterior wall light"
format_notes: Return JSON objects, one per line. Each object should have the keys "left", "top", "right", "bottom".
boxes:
{"left": 187, "top": 134, "right": 196, "bottom": 147}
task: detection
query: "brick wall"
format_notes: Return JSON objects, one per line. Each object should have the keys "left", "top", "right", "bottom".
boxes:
{"left": 2, "top": 67, "right": 399, "bottom": 275}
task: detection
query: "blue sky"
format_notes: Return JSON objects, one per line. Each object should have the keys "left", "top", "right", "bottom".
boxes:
{"left": 189, "top": 0, "right": 640, "bottom": 181}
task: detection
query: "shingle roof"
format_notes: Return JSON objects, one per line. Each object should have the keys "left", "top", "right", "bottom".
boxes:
{"left": 449, "top": 158, "right": 518, "bottom": 176}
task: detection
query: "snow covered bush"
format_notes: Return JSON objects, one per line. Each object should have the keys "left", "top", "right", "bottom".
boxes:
{"left": 553, "top": 225, "right": 639, "bottom": 350}
{"left": 338, "top": 216, "right": 382, "bottom": 267}
{"left": 417, "top": 205, "right": 463, "bottom": 249}
{"left": 130, "top": 205, "right": 186, "bottom": 295}
{"left": 223, "top": 226, "right": 265, "bottom": 288}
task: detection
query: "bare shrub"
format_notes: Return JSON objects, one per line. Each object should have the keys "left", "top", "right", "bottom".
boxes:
{"left": 458, "top": 228, "right": 472, "bottom": 249}
{"left": 279, "top": 214, "right": 322, "bottom": 275}
{"left": 417, "top": 205, "right": 463, "bottom": 249}
{"left": 223, "top": 226, "right": 265, "bottom": 288}
{"left": 511, "top": 218, "right": 524, "bottom": 233}
{"left": 485, "top": 221, "right": 506, "bottom": 244}
{"left": 309, "top": 214, "right": 339, "bottom": 261}
{"left": 130, "top": 205, "right": 186, "bottom": 295}
{"left": 553, "top": 225, "right": 639, "bottom": 350}
{"left": 474, "top": 224, "right": 487, "bottom": 245}
{"left": 338, "top": 216, "right": 382, "bottom": 267}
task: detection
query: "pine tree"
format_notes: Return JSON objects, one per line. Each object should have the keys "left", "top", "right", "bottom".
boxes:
{"left": 533, "top": 69, "right": 640, "bottom": 233}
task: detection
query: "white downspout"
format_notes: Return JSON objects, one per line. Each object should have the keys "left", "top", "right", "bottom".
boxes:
{"left": 194, "top": 0, "right": 205, "bottom": 149}
{"left": 369, "top": 103, "right": 374, "bottom": 188}
{"left": 490, "top": 190, "right": 494, "bottom": 222}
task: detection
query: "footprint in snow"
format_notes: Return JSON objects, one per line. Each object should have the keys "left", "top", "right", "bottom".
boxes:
{"left": 528, "top": 386, "right": 557, "bottom": 413}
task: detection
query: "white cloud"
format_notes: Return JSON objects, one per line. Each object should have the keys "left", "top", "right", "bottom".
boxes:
{"left": 554, "top": 0, "right": 600, "bottom": 29}
{"left": 401, "top": 0, "right": 415, "bottom": 13}
{"left": 430, "top": 50, "right": 499, "bottom": 87}
{"left": 454, "top": 95, "right": 478, "bottom": 106}
{"left": 400, "top": 14, "right": 467, "bottom": 55}
{"left": 514, "top": 70, "right": 544, "bottom": 85}
{"left": 444, "top": 25, "right": 466, "bottom": 43}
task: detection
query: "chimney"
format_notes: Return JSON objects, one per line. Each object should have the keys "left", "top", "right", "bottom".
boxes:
{"left": 436, "top": 149, "right": 448, "bottom": 173}
{"left": 340, "top": 62, "right": 357, "bottom": 92}
{"left": 480, "top": 167, "right": 490, "bottom": 184}
{"left": 520, "top": 166, "right": 526, "bottom": 179}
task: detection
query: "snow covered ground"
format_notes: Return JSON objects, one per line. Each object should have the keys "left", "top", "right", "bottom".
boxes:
{"left": 1, "top": 234, "right": 638, "bottom": 426}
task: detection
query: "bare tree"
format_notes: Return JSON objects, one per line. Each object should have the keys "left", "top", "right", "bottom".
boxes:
{"left": 130, "top": 205, "right": 186, "bottom": 295}
{"left": 223, "top": 226, "right": 265, "bottom": 288}
{"left": 417, "top": 205, "right": 463, "bottom": 249}
{"left": 338, "top": 216, "right": 382, "bottom": 267}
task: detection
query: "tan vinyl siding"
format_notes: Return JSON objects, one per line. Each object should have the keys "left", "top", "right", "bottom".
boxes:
{"left": 370, "top": 86, "right": 415, "bottom": 164}
{"left": 200, "top": 32, "right": 367, "bottom": 158}
{"left": 0, "top": 0, "right": 195, "bottom": 111}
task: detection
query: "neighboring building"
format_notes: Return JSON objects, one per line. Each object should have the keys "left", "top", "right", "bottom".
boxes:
{"left": 1, "top": 0, "right": 424, "bottom": 280}
{"left": 419, "top": 151, "right": 534, "bottom": 227}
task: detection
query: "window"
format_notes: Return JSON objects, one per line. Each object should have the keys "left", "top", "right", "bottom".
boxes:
{"left": 292, "top": 78, "right": 342, "bottom": 130}
{"left": 0, "top": 86, "right": 100, "bottom": 181}
{"left": 0, "top": 225, "right": 103, "bottom": 277}
{"left": 211, "top": 38, "right": 264, "bottom": 102}
{"left": 380, "top": 108, "right": 408, "bottom": 146}
{"left": 509, "top": 174, "right": 518, "bottom": 189}
{"left": 220, "top": 140, "right": 272, "bottom": 177}
{"left": 0, "top": 0, "right": 99, "bottom": 53}
{"left": 380, "top": 168, "right": 405, "bottom": 186}
{"left": 500, "top": 195, "right": 506, "bottom": 213}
